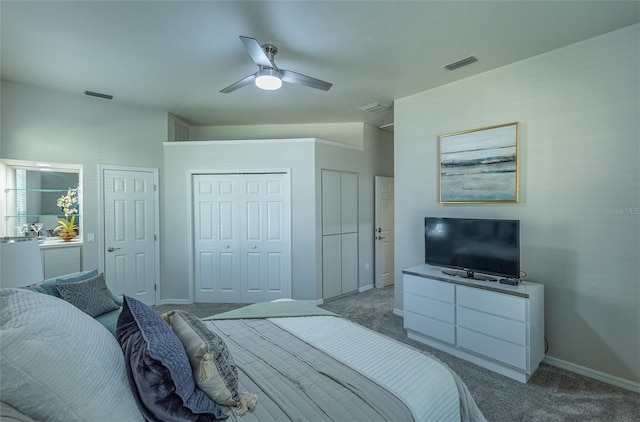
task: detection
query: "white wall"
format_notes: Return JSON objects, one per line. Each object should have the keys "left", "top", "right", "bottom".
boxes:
{"left": 192, "top": 122, "right": 365, "bottom": 148}
{"left": 394, "top": 24, "right": 639, "bottom": 387}
{"left": 161, "top": 139, "right": 318, "bottom": 302}
{"left": 161, "top": 129, "right": 393, "bottom": 303}
{"left": 0, "top": 81, "right": 167, "bottom": 271}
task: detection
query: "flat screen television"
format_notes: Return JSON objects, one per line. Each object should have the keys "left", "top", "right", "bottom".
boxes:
{"left": 424, "top": 217, "right": 520, "bottom": 280}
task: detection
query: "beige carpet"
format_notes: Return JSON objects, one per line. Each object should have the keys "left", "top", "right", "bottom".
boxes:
{"left": 154, "top": 286, "right": 640, "bottom": 421}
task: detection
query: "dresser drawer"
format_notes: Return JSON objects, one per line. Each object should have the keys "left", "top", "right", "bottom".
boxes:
{"left": 457, "top": 327, "right": 528, "bottom": 371}
{"left": 405, "top": 311, "right": 455, "bottom": 344}
{"left": 457, "top": 306, "right": 527, "bottom": 345}
{"left": 404, "top": 274, "right": 454, "bottom": 303}
{"left": 405, "top": 292, "right": 455, "bottom": 323}
{"left": 457, "top": 285, "right": 526, "bottom": 321}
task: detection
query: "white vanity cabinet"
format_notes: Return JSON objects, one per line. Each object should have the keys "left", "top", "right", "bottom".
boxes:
{"left": 403, "top": 264, "right": 544, "bottom": 383}
{"left": 40, "top": 242, "right": 82, "bottom": 278}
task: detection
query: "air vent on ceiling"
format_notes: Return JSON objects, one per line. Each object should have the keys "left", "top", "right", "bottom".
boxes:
{"left": 358, "top": 102, "right": 390, "bottom": 113}
{"left": 442, "top": 55, "right": 479, "bottom": 72}
{"left": 84, "top": 90, "right": 114, "bottom": 100}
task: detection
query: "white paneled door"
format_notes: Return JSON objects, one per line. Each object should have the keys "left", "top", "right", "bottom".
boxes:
{"left": 375, "top": 176, "right": 394, "bottom": 288}
{"left": 193, "top": 173, "right": 291, "bottom": 303}
{"left": 103, "top": 168, "right": 158, "bottom": 306}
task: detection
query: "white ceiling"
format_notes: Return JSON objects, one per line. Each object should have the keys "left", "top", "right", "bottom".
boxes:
{"left": 1, "top": 1, "right": 638, "bottom": 128}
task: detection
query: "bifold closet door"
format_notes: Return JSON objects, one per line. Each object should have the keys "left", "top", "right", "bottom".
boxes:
{"left": 193, "top": 175, "right": 242, "bottom": 302}
{"left": 193, "top": 173, "right": 291, "bottom": 303}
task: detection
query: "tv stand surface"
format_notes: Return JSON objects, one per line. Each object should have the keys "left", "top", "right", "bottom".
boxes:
{"left": 403, "top": 264, "right": 545, "bottom": 383}
{"left": 441, "top": 268, "right": 499, "bottom": 282}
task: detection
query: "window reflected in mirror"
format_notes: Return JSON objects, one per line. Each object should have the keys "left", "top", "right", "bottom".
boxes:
{"left": 2, "top": 160, "right": 82, "bottom": 239}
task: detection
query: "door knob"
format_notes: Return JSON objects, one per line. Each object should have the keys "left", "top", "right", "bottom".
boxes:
{"left": 376, "top": 236, "right": 386, "bottom": 240}
{"left": 107, "top": 247, "right": 121, "bottom": 252}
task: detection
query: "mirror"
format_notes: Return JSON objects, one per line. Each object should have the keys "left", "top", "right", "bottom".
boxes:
{"left": 2, "top": 160, "right": 82, "bottom": 238}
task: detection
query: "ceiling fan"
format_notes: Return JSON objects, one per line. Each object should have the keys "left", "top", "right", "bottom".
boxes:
{"left": 220, "top": 36, "right": 333, "bottom": 93}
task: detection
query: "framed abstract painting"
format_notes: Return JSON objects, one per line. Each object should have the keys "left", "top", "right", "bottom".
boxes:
{"left": 439, "top": 122, "right": 519, "bottom": 203}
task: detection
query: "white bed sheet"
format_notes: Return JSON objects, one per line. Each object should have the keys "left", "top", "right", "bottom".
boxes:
{"left": 270, "top": 316, "right": 463, "bottom": 422}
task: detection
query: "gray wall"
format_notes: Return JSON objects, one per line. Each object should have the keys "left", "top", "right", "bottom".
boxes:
{"left": 160, "top": 140, "right": 318, "bottom": 302}
{"left": 160, "top": 129, "right": 393, "bottom": 303}
{"left": 0, "top": 81, "right": 167, "bottom": 271}
{"left": 394, "top": 24, "right": 639, "bottom": 386}
{"left": 0, "top": 81, "right": 392, "bottom": 305}
{"left": 314, "top": 125, "right": 394, "bottom": 297}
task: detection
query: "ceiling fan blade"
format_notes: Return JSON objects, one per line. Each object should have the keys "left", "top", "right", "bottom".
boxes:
{"left": 280, "top": 70, "right": 333, "bottom": 91}
{"left": 240, "top": 36, "right": 274, "bottom": 68}
{"left": 220, "top": 73, "right": 256, "bottom": 93}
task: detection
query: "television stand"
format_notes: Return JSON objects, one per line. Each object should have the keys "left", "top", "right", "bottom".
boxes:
{"left": 403, "top": 264, "right": 545, "bottom": 383}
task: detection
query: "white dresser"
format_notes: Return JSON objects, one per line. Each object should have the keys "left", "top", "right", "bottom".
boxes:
{"left": 403, "top": 264, "right": 544, "bottom": 383}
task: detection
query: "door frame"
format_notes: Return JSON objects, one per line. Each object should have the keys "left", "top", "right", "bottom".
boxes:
{"left": 99, "top": 165, "right": 160, "bottom": 305}
{"left": 187, "top": 168, "right": 292, "bottom": 304}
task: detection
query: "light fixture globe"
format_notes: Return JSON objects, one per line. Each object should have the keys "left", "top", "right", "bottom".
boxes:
{"left": 255, "top": 68, "right": 282, "bottom": 90}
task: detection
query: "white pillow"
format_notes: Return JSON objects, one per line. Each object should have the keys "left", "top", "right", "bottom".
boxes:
{"left": 0, "top": 289, "right": 143, "bottom": 422}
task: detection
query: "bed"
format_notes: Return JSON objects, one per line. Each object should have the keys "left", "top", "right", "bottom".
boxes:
{"left": 200, "top": 301, "right": 485, "bottom": 422}
{"left": 0, "top": 289, "right": 485, "bottom": 421}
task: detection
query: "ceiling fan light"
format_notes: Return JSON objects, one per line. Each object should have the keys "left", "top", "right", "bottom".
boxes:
{"left": 255, "top": 69, "right": 282, "bottom": 90}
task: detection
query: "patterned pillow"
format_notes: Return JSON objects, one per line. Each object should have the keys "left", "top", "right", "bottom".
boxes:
{"left": 116, "top": 296, "right": 227, "bottom": 421}
{"left": 56, "top": 273, "right": 120, "bottom": 317}
{"left": 163, "top": 310, "right": 239, "bottom": 406}
{"left": 38, "top": 269, "right": 99, "bottom": 298}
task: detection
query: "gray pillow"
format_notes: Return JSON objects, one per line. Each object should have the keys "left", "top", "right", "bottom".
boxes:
{"left": 56, "top": 273, "right": 120, "bottom": 317}
{"left": 39, "top": 269, "right": 99, "bottom": 298}
{"left": 163, "top": 310, "right": 239, "bottom": 406}
{"left": 116, "top": 296, "right": 227, "bottom": 421}
{"left": 0, "top": 289, "right": 143, "bottom": 421}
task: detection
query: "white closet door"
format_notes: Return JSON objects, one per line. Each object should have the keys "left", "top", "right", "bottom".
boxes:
{"left": 322, "top": 234, "right": 342, "bottom": 299}
{"left": 194, "top": 173, "right": 290, "bottom": 303}
{"left": 321, "top": 170, "right": 341, "bottom": 235}
{"left": 321, "top": 169, "right": 358, "bottom": 299}
{"left": 341, "top": 232, "right": 358, "bottom": 294}
{"left": 193, "top": 176, "right": 242, "bottom": 302}
{"left": 240, "top": 175, "right": 291, "bottom": 302}
{"left": 340, "top": 172, "right": 358, "bottom": 233}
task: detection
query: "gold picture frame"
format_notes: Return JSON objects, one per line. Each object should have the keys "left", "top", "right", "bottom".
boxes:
{"left": 439, "top": 122, "right": 519, "bottom": 203}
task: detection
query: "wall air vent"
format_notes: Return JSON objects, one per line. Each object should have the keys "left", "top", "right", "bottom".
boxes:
{"left": 358, "top": 102, "right": 390, "bottom": 113}
{"left": 84, "top": 90, "right": 114, "bottom": 100}
{"left": 442, "top": 55, "right": 479, "bottom": 72}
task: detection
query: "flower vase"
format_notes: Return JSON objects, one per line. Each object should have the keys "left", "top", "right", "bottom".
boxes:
{"left": 59, "top": 231, "right": 77, "bottom": 242}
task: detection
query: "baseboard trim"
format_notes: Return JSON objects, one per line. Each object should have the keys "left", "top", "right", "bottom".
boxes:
{"left": 158, "top": 298, "right": 190, "bottom": 305}
{"left": 358, "top": 284, "right": 374, "bottom": 293}
{"left": 393, "top": 308, "right": 404, "bottom": 317}
{"left": 543, "top": 356, "right": 640, "bottom": 393}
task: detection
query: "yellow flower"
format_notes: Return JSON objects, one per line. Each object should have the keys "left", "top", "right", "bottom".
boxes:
{"left": 54, "top": 215, "right": 78, "bottom": 234}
